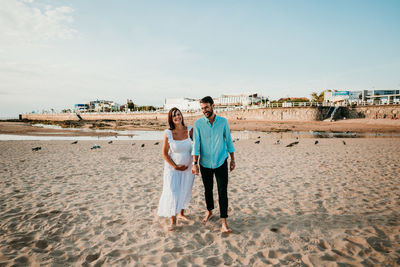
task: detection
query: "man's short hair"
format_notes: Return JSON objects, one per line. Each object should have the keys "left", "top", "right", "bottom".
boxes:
{"left": 200, "top": 96, "right": 214, "bottom": 105}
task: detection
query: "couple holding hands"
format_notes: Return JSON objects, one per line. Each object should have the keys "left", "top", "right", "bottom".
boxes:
{"left": 157, "top": 96, "right": 235, "bottom": 233}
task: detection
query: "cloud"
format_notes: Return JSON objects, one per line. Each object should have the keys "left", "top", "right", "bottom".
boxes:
{"left": 0, "top": 0, "right": 76, "bottom": 46}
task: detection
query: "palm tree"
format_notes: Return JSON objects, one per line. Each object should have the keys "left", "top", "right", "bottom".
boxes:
{"left": 311, "top": 91, "right": 325, "bottom": 102}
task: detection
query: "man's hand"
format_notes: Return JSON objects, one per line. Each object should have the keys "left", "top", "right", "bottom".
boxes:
{"left": 174, "top": 165, "right": 188, "bottom": 171}
{"left": 192, "top": 164, "right": 199, "bottom": 175}
{"left": 229, "top": 160, "right": 235, "bottom": 172}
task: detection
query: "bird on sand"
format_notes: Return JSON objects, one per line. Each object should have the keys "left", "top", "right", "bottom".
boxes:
{"left": 255, "top": 140, "right": 260, "bottom": 144}
{"left": 32, "top": 147, "right": 41, "bottom": 151}
{"left": 131, "top": 142, "right": 136, "bottom": 146}
{"left": 343, "top": 140, "right": 346, "bottom": 145}
{"left": 314, "top": 140, "right": 319, "bottom": 145}
{"left": 286, "top": 141, "right": 299, "bottom": 147}
{"left": 141, "top": 144, "right": 145, "bottom": 147}
{"left": 154, "top": 142, "right": 159, "bottom": 145}
{"left": 274, "top": 140, "right": 281, "bottom": 145}
{"left": 91, "top": 145, "right": 100, "bottom": 150}
{"left": 108, "top": 141, "right": 113, "bottom": 144}
{"left": 71, "top": 141, "right": 78, "bottom": 144}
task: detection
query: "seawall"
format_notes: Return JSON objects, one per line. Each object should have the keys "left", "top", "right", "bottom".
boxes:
{"left": 21, "top": 105, "right": 400, "bottom": 121}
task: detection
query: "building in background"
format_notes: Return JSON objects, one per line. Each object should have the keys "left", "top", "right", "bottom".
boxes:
{"left": 74, "top": 100, "right": 121, "bottom": 112}
{"left": 324, "top": 89, "right": 400, "bottom": 105}
{"left": 362, "top": 90, "right": 400, "bottom": 104}
{"left": 164, "top": 93, "right": 267, "bottom": 111}
{"left": 163, "top": 98, "right": 200, "bottom": 112}
{"left": 214, "top": 93, "right": 266, "bottom": 108}
{"left": 89, "top": 100, "right": 120, "bottom": 112}
{"left": 324, "top": 90, "right": 362, "bottom": 104}
{"left": 74, "top": 104, "right": 89, "bottom": 112}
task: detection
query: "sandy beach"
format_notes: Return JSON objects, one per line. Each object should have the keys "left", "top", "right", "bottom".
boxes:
{"left": 0, "top": 136, "right": 399, "bottom": 266}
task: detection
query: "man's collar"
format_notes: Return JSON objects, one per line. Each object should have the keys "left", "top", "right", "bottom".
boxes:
{"left": 203, "top": 114, "right": 218, "bottom": 123}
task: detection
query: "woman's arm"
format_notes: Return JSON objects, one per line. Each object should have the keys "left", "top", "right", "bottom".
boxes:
{"left": 162, "top": 132, "right": 188, "bottom": 171}
{"left": 162, "top": 133, "right": 177, "bottom": 169}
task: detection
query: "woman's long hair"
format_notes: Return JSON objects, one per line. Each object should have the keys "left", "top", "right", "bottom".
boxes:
{"left": 168, "top": 107, "right": 185, "bottom": 130}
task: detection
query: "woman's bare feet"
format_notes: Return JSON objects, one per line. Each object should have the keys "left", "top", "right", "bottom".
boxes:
{"left": 177, "top": 209, "right": 190, "bottom": 221}
{"left": 177, "top": 214, "right": 190, "bottom": 221}
{"left": 168, "top": 216, "right": 177, "bottom": 231}
{"left": 167, "top": 224, "right": 176, "bottom": 231}
{"left": 221, "top": 218, "right": 232, "bottom": 233}
{"left": 202, "top": 211, "right": 213, "bottom": 223}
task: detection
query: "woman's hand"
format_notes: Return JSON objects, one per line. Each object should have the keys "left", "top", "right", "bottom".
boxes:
{"left": 174, "top": 165, "right": 188, "bottom": 171}
{"left": 191, "top": 164, "right": 199, "bottom": 175}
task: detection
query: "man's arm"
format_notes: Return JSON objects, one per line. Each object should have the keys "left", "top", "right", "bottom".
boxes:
{"left": 229, "top": 152, "right": 235, "bottom": 172}
{"left": 191, "top": 124, "right": 200, "bottom": 175}
{"left": 224, "top": 120, "right": 236, "bottom": 172}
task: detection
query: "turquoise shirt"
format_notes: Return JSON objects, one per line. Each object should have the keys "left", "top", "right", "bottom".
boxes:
{"left": 192, "top": 115, "right": 235, "bottom": 169}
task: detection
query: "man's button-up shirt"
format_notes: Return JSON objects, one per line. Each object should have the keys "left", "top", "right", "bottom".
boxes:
{"left": 192, "top": 115, "right": 235, "bottom": 169}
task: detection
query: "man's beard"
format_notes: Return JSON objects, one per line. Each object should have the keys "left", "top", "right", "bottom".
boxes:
{"left": 204, "top": 110, "right": 213, "bottom": 118}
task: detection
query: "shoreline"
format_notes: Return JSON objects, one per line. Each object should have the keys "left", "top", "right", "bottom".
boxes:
{"left": 1, "top": 118, "right": 400, "bottom": 137}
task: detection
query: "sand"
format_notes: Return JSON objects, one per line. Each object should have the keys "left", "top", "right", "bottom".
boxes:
{"left": 0, "top": 137, "right": 399, "bottom": 266}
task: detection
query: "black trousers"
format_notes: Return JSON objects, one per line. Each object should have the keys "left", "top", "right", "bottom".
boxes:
{"left": 200, "top": 159, "right": 229, "bottom": 218}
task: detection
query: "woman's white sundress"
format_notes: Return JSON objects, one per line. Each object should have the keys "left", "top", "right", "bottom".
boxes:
{"left": 157, "top": 126, "right": 195, "bottom": 217}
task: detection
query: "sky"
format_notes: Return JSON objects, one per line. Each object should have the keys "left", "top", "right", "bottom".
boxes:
{"left": 0, "top": 0, "right": 399, "bottom": 117}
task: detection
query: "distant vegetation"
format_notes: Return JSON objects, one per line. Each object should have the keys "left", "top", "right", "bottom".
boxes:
{"left": 310, "top": 91, "right": 325, "bottom": 102}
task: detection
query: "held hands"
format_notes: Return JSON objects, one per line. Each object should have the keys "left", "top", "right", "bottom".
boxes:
{"left": 174, "top": 165, "right": 189, "bottom": 171}
{"left": 191, "top": 164, "right": 199, "bottom": 175}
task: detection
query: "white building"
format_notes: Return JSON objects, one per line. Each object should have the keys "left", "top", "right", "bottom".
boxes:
{"left": 362, "top": 89, "right": 400, "bottom": 104}
{"left": 164, "top": 93, "right": 266, "bottom": 111}
{"left": 214, "top": 93, "right": 264, "bottom": 108}
{"left": 163, "top": 98, "right": 200, "bottom": 112}
{"left": 89, "top": 100, "right": 120, "bottom": 112}
{"left": 324, "top": 90, "right": 362, "bottom": 104}
{"left": 324, "top": 89, "right": 400, "bottom": 105}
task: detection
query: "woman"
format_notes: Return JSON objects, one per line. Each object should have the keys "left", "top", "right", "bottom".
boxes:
{"left": 157, "top": 107, "right": 195, "bottom": 231}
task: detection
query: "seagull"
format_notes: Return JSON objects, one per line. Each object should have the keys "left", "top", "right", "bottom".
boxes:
{"left": 343, "top": 140, "right": 346, "bottom": 145}
{"left": 286, "top": 141, "right": 299, "bottom": 147}
{"left": 108, "top": 141, "right": 113, "bottom": 144}
{"left": 255, "top": 140, "right": 260, "bottom": 144}
{"left": 32, "top": 147, "right": 41, "bottom": 151}
{"left": 141, "top": 144, "right": 145, "bottom": 147}
{"left": 154, "top": 142, "right": 159, "bottom": 145}
{"left": 71, "top": 141, "right": 78, "bottom": 144}
{"left": 314, "top": 140, "right": 319, "bottom": 145}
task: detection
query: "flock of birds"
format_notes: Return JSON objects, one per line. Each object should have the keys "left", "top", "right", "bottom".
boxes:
{"left": 31, "top": 137, "right": 347, "bottom": 151}
{"left": 250, "top": 136, "right": 347, "bottom": 147}
{"left": 31, "top": 140, "right": 160, "bottom": 151}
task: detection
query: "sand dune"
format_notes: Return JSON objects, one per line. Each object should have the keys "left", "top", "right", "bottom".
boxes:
{"left": 0, "top": 137, "right": 399, "bottom": 266}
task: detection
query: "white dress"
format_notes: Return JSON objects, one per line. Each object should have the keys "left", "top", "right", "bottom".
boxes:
{"left": 157, "top": 127, "right": 195, "bottom": 217}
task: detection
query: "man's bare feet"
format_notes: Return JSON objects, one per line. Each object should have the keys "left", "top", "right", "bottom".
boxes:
{"left": 202, "top": 211, "right": 213, "bottom": 223}
{"left": 221, "top": 218, "right": 232, "bottom": 233}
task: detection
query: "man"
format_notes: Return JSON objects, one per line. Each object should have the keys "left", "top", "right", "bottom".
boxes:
{"left": 192, "top": 96, "right": 235, "bottom": 233}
